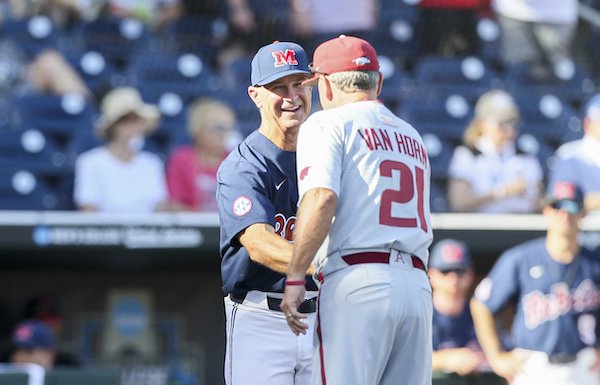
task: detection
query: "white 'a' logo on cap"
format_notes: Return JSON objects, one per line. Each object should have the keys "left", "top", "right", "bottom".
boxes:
{"left": 352, "top": 57, "right": 371, "bottom": 66}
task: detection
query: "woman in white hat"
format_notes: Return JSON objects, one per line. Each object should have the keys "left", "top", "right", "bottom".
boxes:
{"left": 73, "top": 87, "right": 171, "bottom": 213}
{"left": 448, "top": 89, "right": 543, "bottom": 213}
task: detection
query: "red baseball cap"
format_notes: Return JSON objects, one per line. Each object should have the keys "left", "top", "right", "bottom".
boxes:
{"left": 303, "top": 35, "right": 380, "bottom": 85}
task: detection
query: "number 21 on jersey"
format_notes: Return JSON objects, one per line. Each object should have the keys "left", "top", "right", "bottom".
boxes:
{"left": 379, "top": 160, "right": 428, "bottom": 232}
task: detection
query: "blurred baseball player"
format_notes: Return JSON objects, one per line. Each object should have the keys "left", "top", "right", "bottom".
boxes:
{"left": 471, "top": 180, "right": 600, "bottom": 385}
{"left": 216, "top": 41, "right": 318, "bottom": 385}
{"left": 280, "top": 35, "right": 433, "bottom": 385}
{"left": 429, "top": 239, "right": 488, "bottom": 375}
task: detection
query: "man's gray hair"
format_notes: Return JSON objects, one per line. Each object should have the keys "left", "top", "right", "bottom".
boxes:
{"left": 327, "top": 70, "right": 380, "bottom": 92}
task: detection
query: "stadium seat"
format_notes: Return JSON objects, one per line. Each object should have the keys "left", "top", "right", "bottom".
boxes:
{"left": 0, "top": 168, "right": 63, "bottom": 210}
{"left": 0, "top": 16, "right": 59, "bottom": 57}
{"left": 475, "top": 17, "right": 502, "bottom": 67}
{"left": 514, "top": 93, "right": 583, "bottom": 149}
{"left": 413, "top": 56, "right": 501, "bottom": 100}
{"left": 378, "top": 55, "right": 413, "bottom": 110}
{"left": 398, "top": 94, "right": 471, "bottom": 144}
{"left": 422, "top": 132, "right": 455, "bottom": 178}
{"left": 66, "top": 50, "right": 122, "bottom": 97}
{"left": 218, "top": 91, "right": 260, "bottom": 138}
{"left": 146, "top": 92, "right": 189, "bottom": 157}
{"left": 12, "top": 93, "right": 98, "bottom": 166}
{"left": 504, "top": 63, "right": 596, "bottom": 108}
{"left": 0, "top": 130, "right": 69, "bottom": 173}
{"left": 221, "top": 56, "right": 253, "bottom": 90}
{"left": 430, "top": 179, "right": 449, "bottom": 213}
{"left": 78, "top": 17, "right": 149, "bottom": 69}
{"left": 366, "top": 5, "right": 420, "bottom": 65}
{"left": 128, "top": 52, "right": 222, "bottom": 103}
{"left": 154, "top": 16, "right": 227, "bottom": 64}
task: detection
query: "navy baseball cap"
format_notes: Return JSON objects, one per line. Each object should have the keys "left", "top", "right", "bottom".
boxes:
{"left": 12, "top": 320, "right": 56, "bottom": 350}
{"left": 583, "top": 94, "right": 600, "bottom": 121}
{"left": 429, "top": 239, "right": 472, "bottom": 272}
{"left": 250, "top": 41, "right": 310, "bottom": 86}
{"left": 546, "top": 181, "right": 585, "bottom": 214}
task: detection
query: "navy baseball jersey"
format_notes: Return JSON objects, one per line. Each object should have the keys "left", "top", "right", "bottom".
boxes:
{"left": 433, "top": 304, "right": 479, "bottom": 350}
{"left": 474, "top": 237, "right": 600, "bottom": 355}
{"left": 217, "top": 130, "right": 318, "bottom": 295}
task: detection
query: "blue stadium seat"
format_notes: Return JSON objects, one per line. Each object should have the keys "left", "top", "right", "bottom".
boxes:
{"left": 413, "top": 56, "right": 501, "bottom": 100}
{"left": 430, "top": 179, "right": 449, "bottom": 213}
{"left": 0, "top": 130, "right": 69, "bottom": 173}
{"left": 12, "top": 93, "right": 98, "bottom": 166}
{"left": 154, "top": 16, "right": 227, "bottom": 63}
{"left": 0, "top": 16, "right": 59, "bottom": 57}
{"left": 66, "top": 50, "right": 122, "bottom": 96}
{"left": 129, "top": 52, "right": 222, "bottom": 103}
{"left": 514, "top": 93, "right": 583, "bottom": 148}
{"left": 516, "top": 133, "right": 556, "bottom": 177}
{"left": 144, "top": 92, "right": 189, "bottom": 159}
{"left": 366, "top": 6, "right": 420, "bottom": 65}
{"left": 78, "top": 17, "right": 150, "bottom": 69}
{"left": 475, "top": 17, "right": 502, "bottom": 67}
{"left": 504, "top": 63, "right": 596, "bottom": 108}
{"left": 218, "top": 91, "right": 260, "bottom": 138}
{"left": 422, "top": 132, "right": 455, "bottom": 179}
{"left": 221, "top": 56, "right": 253, "bottom": 90}
{"left": 378, "top": 55, "right": 413, "bottom": 110}
{"left": 398, "top": 94, "right": 471, "bottom": 143}
{"left": 0, "top": 168, "right": 63, "bottom": 210}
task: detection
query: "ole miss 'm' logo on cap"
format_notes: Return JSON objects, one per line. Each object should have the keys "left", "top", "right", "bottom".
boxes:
{"left": 554, "top": 181, "right": 576, "bottom": 200}
{"left": 14, "top": 324, "right": 33, "bottom": 342}
{"left": 272, "top": 50, "right": 298, "bottom": 67}
{"left": 442, "top": 243, "right": 465, "bottom": 264}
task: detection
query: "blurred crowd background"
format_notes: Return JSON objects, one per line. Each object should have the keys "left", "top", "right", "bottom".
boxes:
{"left": 0, "top": 0, "right": 598, "bottom": 214}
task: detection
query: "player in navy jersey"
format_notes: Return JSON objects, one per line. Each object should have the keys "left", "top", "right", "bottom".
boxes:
{"left": 216, "top": 41, "right": 317, "bottom": 385}
{"left": 429, "top": 239, "right": 487, "bottom": 375}
{"left": 471, "top": 181, "right": 600, "bottom": 385}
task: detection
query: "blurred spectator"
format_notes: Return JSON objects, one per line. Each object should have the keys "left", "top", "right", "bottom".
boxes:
{"left": 218, "top": 0, "right": 296, "bottom": 68}
{"left": 104, "top": 0, "right": 182, "bottom": 29}
{"left": 289, "top": 0, "right": 377, "bottom": 53}
{"left": 0, "top": 39, "right": 91, "bottom": 98}
{"left": 429, "top": 239, "right": 487, "bottom": 375}
{"left": 448, "top": 90, "right": 543, "bottom": 213}
{"left": 0, "top": 0, "right": 101, "bottom": 28}
{"left": 550, "top": 94, "right": 600, "bottom": 213}
{"left": 166, "top": 98, "right": 239, "bottom": 212}
{"left": 74, "top": 87, "right": 172, "bottom": 213}
{"left": 22, "top": 295, "right": 81, "bottom": 367}
{"left": 492, "top": 0, "right": 578, "bottom": 78}
{"left": 418, "top": 0, "right": 488, "bottom": 57}
{"left": 8, "top": 320, "right": 56, "bottom": 370}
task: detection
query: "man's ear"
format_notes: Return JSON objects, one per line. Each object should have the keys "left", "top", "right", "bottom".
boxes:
{"left": 248, "top": 86, "right": 262, "bottom": 109}
{"left": 376, "top": 72, "right": 383, "bottom": 97}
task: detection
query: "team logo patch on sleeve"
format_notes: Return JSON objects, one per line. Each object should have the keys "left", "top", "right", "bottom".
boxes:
{"left": 232, "top": 196, "right": 252, "bottom": 216}
{"left": 299, "top": 166, "right": 311, "bottom": 181}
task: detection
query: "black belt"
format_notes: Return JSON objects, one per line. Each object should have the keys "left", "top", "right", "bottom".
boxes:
{"left": 230, "top": 293, "right": 317, "bottom": 313}
{"left": 547, "top": 352, "right": 578, "bottom": 364}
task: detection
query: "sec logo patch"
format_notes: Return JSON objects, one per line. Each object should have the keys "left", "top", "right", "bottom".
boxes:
{"left": 233, "top": 196, "right": 252, "bottom": 216}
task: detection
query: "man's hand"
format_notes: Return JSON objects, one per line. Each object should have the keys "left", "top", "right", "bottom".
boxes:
{"left": 280, "top": 284, "right": 308, "bottom": 335}
{"left": 487, "top": 350, "right": 527, "bottom": 383}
